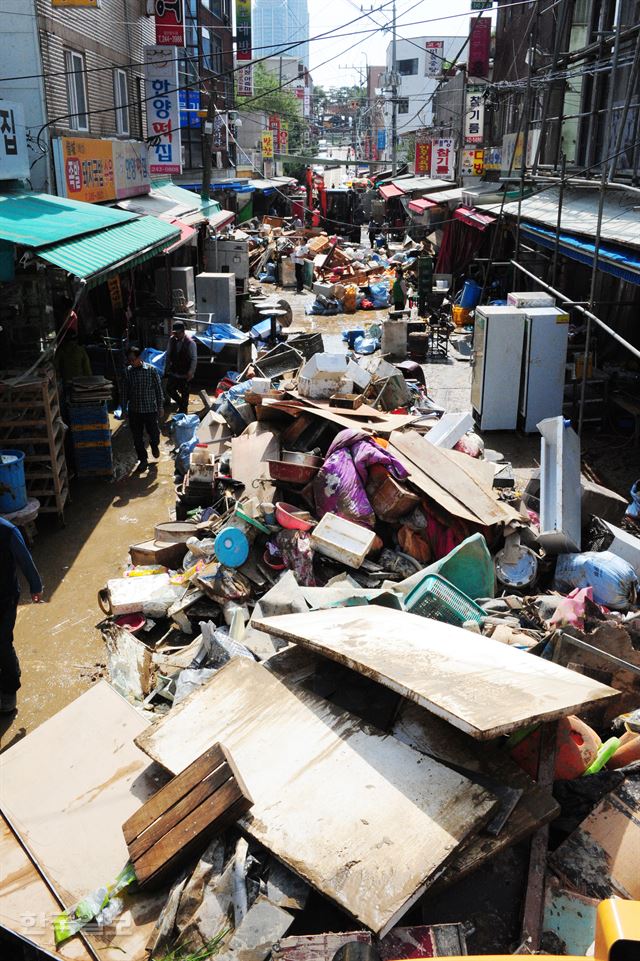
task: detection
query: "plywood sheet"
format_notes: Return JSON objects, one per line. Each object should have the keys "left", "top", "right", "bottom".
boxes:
{"left": 230, "top": 428, "right": 279, "bottom": 498}
{"left": 253, "top": 607, "right": 618, "bottom": 739}
{"left": 0, "top": 681, "right": 168, "bottom": 960}
{"left": 135, "top": 658, "right": 496, "bottom": 935}
{"left": 0, "top": 815, "right": 93, "bottom": 961}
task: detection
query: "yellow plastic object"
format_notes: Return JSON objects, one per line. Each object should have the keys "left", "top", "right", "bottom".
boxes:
{"left": 386, "top": 900, "right": 640, "bottom": 960}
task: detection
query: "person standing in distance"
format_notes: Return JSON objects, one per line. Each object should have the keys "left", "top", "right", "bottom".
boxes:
{"left": 291, "top": 240, "right": 309, "bottom": 294}
{"left": 122, "top": 346, "right": 164, "bottom": 472}
{"left": 165, "top": 321, "right": 197, "bottom": 413}
{"left": 0, "top": 517, "right": 43, "bottom": 714}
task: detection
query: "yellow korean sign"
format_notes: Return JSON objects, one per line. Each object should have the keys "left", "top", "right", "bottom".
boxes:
{"left": 57, "top": 137, "right": 116, "bottom": 203}
{"left": 261, "top": 131, "right": 274, "bottom": 160}
{"left": 52, "top": 0, "right": 100, "bottom": 6}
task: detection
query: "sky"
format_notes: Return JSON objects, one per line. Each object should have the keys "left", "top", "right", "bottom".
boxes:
{"left": 307, "top": 0, "right": 482, "bottom": 87}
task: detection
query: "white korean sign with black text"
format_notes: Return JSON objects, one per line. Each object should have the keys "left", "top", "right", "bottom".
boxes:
{"left": 431, "top": 138, "right": 456, "bottom": 179}
{"left": 464, "top": 85, "right": 485, "bottom": 144}
{"left": 144, "top": 45, "right": 182, "bottom": 175}
{"left": 0, "top": 101, "right": 29, "bottom": 180}
{"left": 425, "top": 41, "right": 444, "bottom": 78}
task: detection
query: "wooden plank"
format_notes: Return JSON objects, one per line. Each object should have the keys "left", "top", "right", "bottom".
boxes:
{"left": 389, "top": 430, "right": 519, "bottom": 526}
{"left": 122, "top": 743, "right": 226, "bottom": 844}
{"left": 254, "top": 607, "right": 618, "bottom": 739}
{"left": 0, "top": 681, "right": 167, "bottom": 960}
{"left": 549, "top": 775, "right": 640, "bottom": 899}
{"left": 135, "top": 657, "right": 497, "bottom": 936}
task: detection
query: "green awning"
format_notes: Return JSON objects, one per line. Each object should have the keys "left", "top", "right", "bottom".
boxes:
{"left": 38, "top": 216, "right": 180, "bottom": 287}
{"left": 0, "top": 192, "right": 136, "bottom": 247}
{"left": 150, "top": 179, "right": 221, "bottom": 218}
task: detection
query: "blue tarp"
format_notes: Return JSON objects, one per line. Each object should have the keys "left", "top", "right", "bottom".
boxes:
{"left": 195, "top": 323, "right": 249, "bottom": 354}
{"left": 141, "top": 347, "right": 166, "bottom": 373}
{"left": 520, "top": 222, "right": 640, "bottom": 285}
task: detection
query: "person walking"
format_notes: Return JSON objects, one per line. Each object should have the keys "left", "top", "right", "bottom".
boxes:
{"left": 291, "top": 241, "right": 310, "bottom": 294}
{"left": 368, "top": 217, "right": 378, "bottom": 247}
{"left": 0, "top": 518, "right": 43, "bottom": 714}
{"left": 122, "top": 346, "right": 164, "bottom": 472}
{"left": 165, "top": 321, "right": 197, "bottom": 413}
{"left": 392, "top": 267, "right": 408, "bottom": 311}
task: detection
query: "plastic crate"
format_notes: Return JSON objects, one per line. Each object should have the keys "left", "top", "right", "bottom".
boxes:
{"left": 404, "top": 573, "right": 485, "bottom": 627}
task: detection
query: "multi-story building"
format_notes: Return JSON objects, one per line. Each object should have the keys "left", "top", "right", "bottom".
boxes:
{"left": 0, "top": 0, "right": 234, "bottom": 193}
{"left": 253, "top": 0, "right": 310, "bottom": 69}
{"left": 382, "top": 35, "right": 460, "bottom": 158}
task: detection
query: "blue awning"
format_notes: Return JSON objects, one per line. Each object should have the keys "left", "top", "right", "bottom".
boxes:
{"left": 520, "top": 221, "right": 640, "bottom": 285}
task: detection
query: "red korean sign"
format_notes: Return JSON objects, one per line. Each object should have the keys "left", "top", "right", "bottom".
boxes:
{"left": 414, "top": 141, "right": 432, "bottom": 174}
{"left": 268, "top": 115, "right": 281, "bottom": 143}
{"left": 155, "top": 0, "right": 185, "bottom": 47}
{"left": 468, "top": 17, "right": 491, "bottom": 78}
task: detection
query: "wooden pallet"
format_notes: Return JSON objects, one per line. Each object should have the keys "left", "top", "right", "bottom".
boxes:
{"left": 122, "top": 742, "right": 252, "bottom": 888}
{"left": 0, "top": 370, "right": 69, "bottom": 519}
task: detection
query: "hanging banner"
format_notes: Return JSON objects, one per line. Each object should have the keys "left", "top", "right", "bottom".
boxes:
{"left": 431, "top": 138, "right": 455, "bottom": 179}
{"left": 155, "top": 0, "right": 185, "bottom": 47}
{"left": 268, "top": 114, "right": 281, "bottom": 145}
{"left": 279, "top": 121, "right": 289, "bottom": 153}
{"left": 468, "top": 17, "right": 491, "bottom": 78}
{"left": 461, "top": 148, "right": 484, "bottom": 176}
{"left": 144, "top": 45, "right": 182, "bottom": 175}
{"left": 237, "top": 64, "right": 253, "bottom": 97}
{"left": 236, "top": 0, "right": 252, "bottom": 61}
{"left": 0, "top": 101, "right": 29, "bottom": 181}
{"left": 414, "top": 141, "right": 432, "bottom": 175}
{"left": 425, "top": 40, "right": 444, "bottom": 78}
{"left": 464, "top": 84, "right": 485, "bottom": 144}
{"left": 377, "top": 128, "right": 386, "bottom": 151}
{"left": 261, "top": 131, "right": 274, "bottom": 159}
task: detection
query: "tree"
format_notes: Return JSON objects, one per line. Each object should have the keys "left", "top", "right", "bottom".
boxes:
{"left": 235, "top": 63, "right": 308, "bottom": 152}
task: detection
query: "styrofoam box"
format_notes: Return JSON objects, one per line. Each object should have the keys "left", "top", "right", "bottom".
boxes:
{"left": 106, "top": 574, "right": 184, "bottom": 615}
{"left": 507, "top": 291, "right": 555, "bottom": 308}
{"left": 310, "top": 513, "right": 377, "bottom": 568}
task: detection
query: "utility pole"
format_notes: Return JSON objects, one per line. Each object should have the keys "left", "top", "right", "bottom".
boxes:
{"left": 201, "top": 89, "right": 217, "bottom": 203}
{"left": 391, "top": 0, "right": 397, "bottom": 175}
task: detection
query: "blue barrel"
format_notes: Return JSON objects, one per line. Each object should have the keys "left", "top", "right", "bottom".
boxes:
{"left": 0, "top": 450, "right": 27, "bottom": 513}
{"left": 459, "top": 279, "right": 482, "bottom": 309}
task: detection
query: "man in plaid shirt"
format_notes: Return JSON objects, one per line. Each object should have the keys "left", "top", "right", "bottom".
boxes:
{"left": 122, "top": 347, "right": 164, "bottom": 471}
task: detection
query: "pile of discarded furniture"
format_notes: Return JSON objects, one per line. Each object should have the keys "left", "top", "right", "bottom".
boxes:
{"left": 2, "top": 341, "right": 640, "bottom": 961}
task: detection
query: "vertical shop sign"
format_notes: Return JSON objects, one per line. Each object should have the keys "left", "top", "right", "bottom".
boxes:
{"left": 425, "top": 40, "right": 444, "bottom": 77}
{"left": 0, "top": 101, "right": 29, "bottom": 180}
{"left": 461, "top": 148, "right": 484, "bottom": 176}
{"left": 468, "top": 17, "right": 491, "bottom": 78}
{"left": 268, "top": 115, "right": 281, "bottom": 146}
{"left": 261, "top": 131, "right": 274, "bottom": 159}
{"left": 414, "top": 141, "right": 432, "bottom": 174}
{"left": 377, "top": 128, "right": 386, "bottom": 151}
{"left": 145, "top": 45, "right": 182, "bottom": 175}
{"left": 236, "top": 0, "right": 252, "bottom": 61}
{"left": 155, "top": 0, "right": 185, "bottom": 47}
{"left": 237, "top": 65, "right": 253, "bottom": 97}
{"left": 464, "top": 85, "right": 485, "bottom": 143}
{"left": 431, "top": 138, "right": 455, "bottom": 179}
{"left": 279, "top": 121, "right": 289, "bottom": 153}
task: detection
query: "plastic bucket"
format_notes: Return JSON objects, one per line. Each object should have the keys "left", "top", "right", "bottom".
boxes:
{"left": 459, "top": 279, "right": 482, "bottom": 309}
{"left": 0, "top": 449, "right": 28, "bottom": 513}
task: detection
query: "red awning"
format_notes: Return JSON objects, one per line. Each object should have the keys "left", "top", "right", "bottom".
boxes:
{"left": 453, "top": 206, "right": 496, "bottom": 231}
{"left": 163, "top": 219, "right": 197, "bottom": 253}
{"left": 379, "top": 183, "right": 405, "bottom": 200}
{"left": 408, "top": 198, "right": 438, "bottom": 214}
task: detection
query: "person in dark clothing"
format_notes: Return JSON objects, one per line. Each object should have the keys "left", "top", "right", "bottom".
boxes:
{"left": 368, "top": 218, "right": 378, "bottom": 247}
{"left": 0, "top": 517, "right": 43, "bottom": 714}
{"left": 392, "top": 267, "right": 407, "bottom": 310}
{"left": 165, "top": 321, "right": 197, "bottom": 413}
{"left": 122, "top": 346, "right": 164, "bottom": 471}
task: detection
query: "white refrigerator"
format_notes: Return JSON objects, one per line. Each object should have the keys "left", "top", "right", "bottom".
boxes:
{"left": 471, "top": 306, "right": 526, "bottom": 430}
{"left": 519, "top": 306, "right": 570, "bottom": 433}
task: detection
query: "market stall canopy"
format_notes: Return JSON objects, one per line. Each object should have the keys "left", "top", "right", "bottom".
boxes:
{"left": 0, "top": 192, "right": 135, "bottom": 247}
{"left": 407, "top": 198, "right": 439, "bottom": 214}
{"left": 163, "top": 219, "right": 197, "bottom": 254}
{"left": 423, "top": 187, "right": 465, "bottom": 206}
{"left": 453, "top": 206, "right": 497, "bottom": 231}
{"left": 208, "top": 209, "right": 236, "bottom": 232}
{"left": 518, "top": 221, "right": 640, "bottom": 285}
{"left": 37, "top": 215, "right": 180, "bottom": 287}
{"left": 490, "top": 186, "right": 640, "bottom": 250}
{"left": 117, "top": 181, "right": 223, "bottom": 227}
{"left": 379, "top": 183, "right": 405, "bottom": 200}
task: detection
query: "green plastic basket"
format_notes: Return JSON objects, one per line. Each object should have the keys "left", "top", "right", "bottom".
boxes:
{"left": 404, "top": 573, "right": 485, "bottom": 627}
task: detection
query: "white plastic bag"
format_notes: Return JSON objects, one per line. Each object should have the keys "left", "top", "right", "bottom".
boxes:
{"left": 553, "top": 551, "right": 639, "bottom": 611}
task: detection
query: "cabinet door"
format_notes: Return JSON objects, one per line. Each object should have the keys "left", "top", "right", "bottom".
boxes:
{"left": 471, "top": 311, "right": 487, "bottom": 412}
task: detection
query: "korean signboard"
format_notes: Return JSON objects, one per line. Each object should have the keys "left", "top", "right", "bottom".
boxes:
{"left": 179, "top": 89, "right": 201, "bottom": 129}
{"left": 268, "top": 115, "right": 280, "bottom": 145}
{"left": 144, "top": 45, "right": 182, "bottom": 175}
{"left": 464, "top": 84, "right": 485, "bottom": 144}
{"left": 279, "top": 121, "right": 289, "bottom": 153}
{"left": 236, "top": 0, "right": 252, "bottom": 61}
{"left": 237, "top": 65, "right": 253, "bottom": 97}
{"left": 414, "top": 141, "right": 432, "bottom": 175}
{"left": 461, "top": 148, "right": 484, "bottom": 176}
{"left": 425, "top": 40, "right": 444, "bottom": 78}
{"left": 0, "top": 101, "right": 29, "bottom": 181}
{"left": 431, "top": 138, "right": 455, "bottom": 179}
{"left": 501, "top": 130, "right": 541, "bottom": 175}
{"left": 377, "top": 128, "right": 386, "bottom": 151}
{"left": 303, "top": 87, "right": 311, "bottom": 118}
{"left": 468, "top": 17, "right": 491, "bottom": 78}
{"left": 212, "top": 113, "right": 227, "bottom": 151}
{"left": 155, "top": 0, "right": 185, "bottom": 47}
{"left": 53, "top": 137, "right": 150, "bottom": 202}
{"left": 471, "top": 0, "right": 492, "bottom": 8}
{"left": 483, "top": 145, "right": 502, "bottom": 171}
{"left": 261, "top": 131, "right": 274, "bottom": 160}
